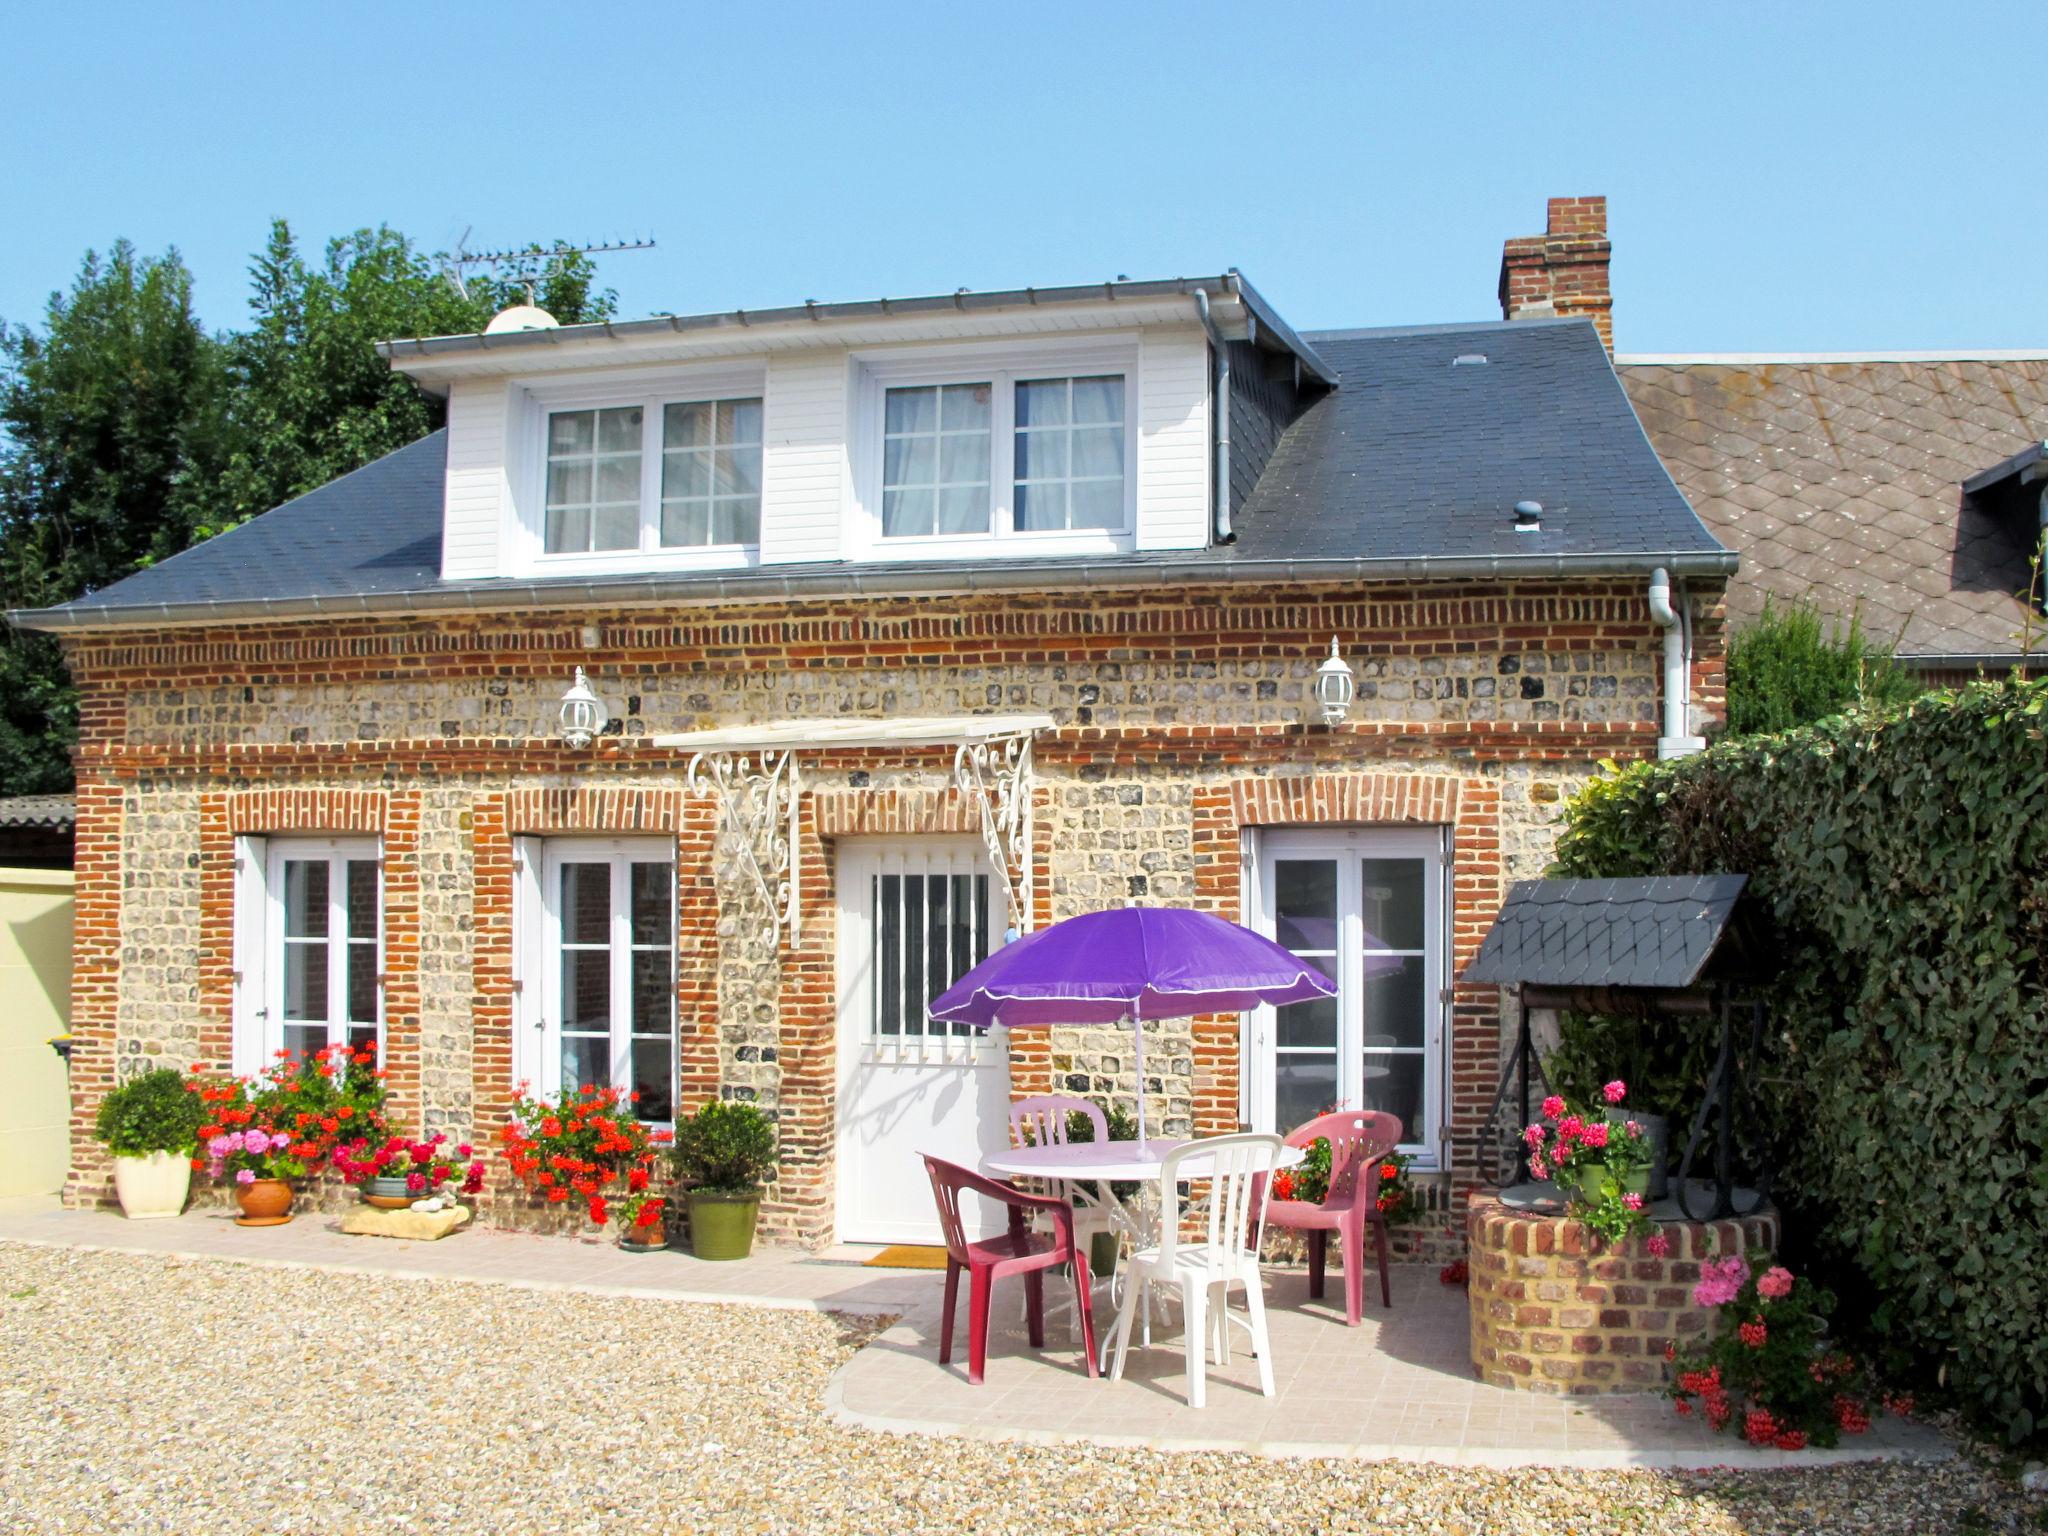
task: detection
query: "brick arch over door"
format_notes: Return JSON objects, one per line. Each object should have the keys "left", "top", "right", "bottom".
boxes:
{"left": 1190, "top": 771, "right": 1503, "bottom": 1186}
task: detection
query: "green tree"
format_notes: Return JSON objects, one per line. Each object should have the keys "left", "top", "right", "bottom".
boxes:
{"left": 0, "top": 242, "right": 226, "bottom": 792}
{"left": 1722, "top": 599, "right": 1919, "bottom": 737}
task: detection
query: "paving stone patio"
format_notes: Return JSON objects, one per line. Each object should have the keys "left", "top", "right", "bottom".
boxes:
{"left": 0, "top": 1195, "right": 1950, "bottom": 1470}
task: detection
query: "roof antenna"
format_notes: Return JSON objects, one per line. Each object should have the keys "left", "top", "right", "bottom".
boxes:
{"left": 442, "top": 232, "right": 657, "bottom": 300}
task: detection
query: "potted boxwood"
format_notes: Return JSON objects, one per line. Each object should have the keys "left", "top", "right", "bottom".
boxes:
{"left": 94, "top": 1067, "right": 206, "bottom": 1219}
{"left": 671, "top": 1100, "right": 776, "bottom": 1261}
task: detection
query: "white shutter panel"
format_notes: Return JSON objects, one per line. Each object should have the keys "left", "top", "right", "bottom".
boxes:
{"left": 511, "top": 836, "right": 546, "bottom": 1095}
{"left": 231, "top": 835, "right": 268, "bottom": 1078}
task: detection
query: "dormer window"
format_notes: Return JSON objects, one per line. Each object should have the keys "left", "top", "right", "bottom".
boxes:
{"left": 528, "top": 378, "right": 765, "bottom": 562}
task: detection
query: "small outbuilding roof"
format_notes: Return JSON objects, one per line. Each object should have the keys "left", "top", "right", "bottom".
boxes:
{"left": 0, "top": 795, "right": 76, "bottom": 830}
{"left": 1462, "top": 874, "right": 1749, "bottom": 991}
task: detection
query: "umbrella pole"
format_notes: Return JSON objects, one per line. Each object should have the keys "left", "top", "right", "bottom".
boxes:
{"left": 1131, "top": 1011, "right": 1147, "bottom": 1145}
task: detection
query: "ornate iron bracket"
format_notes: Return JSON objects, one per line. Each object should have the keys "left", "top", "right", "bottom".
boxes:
{"left": 685, "top": 749, "right": 800, "bottom": 951}
{"left": 1674, "top": 993, "right": 1773, "bottom": 1220}
{"left": 952, "top": 731, "right": 1035, "bottom": 933}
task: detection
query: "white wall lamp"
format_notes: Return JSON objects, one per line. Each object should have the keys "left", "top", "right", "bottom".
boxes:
{"left": 1314, "top": 637, "right": 1356, "bottom": 726}
{"left": 558, "top": 667, "right": 611, "bottom": 750}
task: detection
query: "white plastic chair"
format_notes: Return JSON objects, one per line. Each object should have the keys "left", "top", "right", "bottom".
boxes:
{"left": 1007, "top": 1095, "right": 1117, "bottom": 1332}
{"left": 1107, "top": 1131, "right": 1283, "bottom": 1409}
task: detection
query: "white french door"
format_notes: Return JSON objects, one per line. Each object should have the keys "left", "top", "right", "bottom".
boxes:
{"left": 1249, "top": 828, "right": 1448, "bottom": 1165}
{"left": 835, "top": 840, "right": 1010, "bottom": 1243}
{"left": 263, "top": 837, "right": 382, "bottom": 1065}
{"left": 535, "top": 838, "right": 676, "bottom": 1123}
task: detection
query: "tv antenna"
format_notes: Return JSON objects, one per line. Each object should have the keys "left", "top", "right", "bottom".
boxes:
{"left": 442, "top": 227, "right": 656, "bottom": 301}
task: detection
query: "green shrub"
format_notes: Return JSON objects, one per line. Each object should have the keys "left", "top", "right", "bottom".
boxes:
{"left": 669, "top": 1100, "right": 777, "bottom": 1196}
{"left": 1551, "top": 675, "right": 2048, "bottom": 1442}
{"left": 1723, "top": 599, "right": 1918, "bottom": 737}
{"left": 93, "top": 1068, "right": 205, "bottom": 1157}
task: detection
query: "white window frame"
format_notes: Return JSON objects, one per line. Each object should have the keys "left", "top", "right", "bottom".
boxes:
{"left": 230, "top": 835, "right": 383, "bottom": 1076}
{"left": 847, "top": 335, "right": 1139, "bottom": 562}
{"left": 1245, "top": 826, "right": 1449, "bottom": 1168}
{"left": 506, "top": 363, "right": 768, "bottom": 577}
{"left": 530, "top": 836, "right": 678, "bottom": 1123}
{"left": 838, "top": 839, "right": 1008, "bottom": 1065}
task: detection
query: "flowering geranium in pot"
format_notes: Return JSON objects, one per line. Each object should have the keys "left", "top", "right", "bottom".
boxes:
{"left": 497, "top": 1084, "right": 670, "bottom": 1244}
{"left": 201, "top": 1125, "right": 308, "bottom": 1226}
{"left": 1524, "top": 1080, "right": 1653, "bottom": 1246}
{"left": 670, "top": 1100, "right": 777, "bottom": 1261}
{"left": 335, "top": 1134, "right": 485, "bottom": 1209}
{"left": 1668, "top": 1252, "right": 1906, "bottom": 1448}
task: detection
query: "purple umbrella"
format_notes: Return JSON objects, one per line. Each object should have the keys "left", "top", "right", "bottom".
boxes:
{"left": 928, "top": 907, "right": 1337, "bottom": 1144}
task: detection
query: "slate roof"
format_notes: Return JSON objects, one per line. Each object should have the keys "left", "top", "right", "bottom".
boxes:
{"left": 1461, "top": 875, "right": 1749, "bottom": 991}
{"left": 14, "top": 316, "right": 1730, "bottom": 630}
{"left": 1619, "top": 356, "right": 2048, "bottom": 665}
{"left": 0, "top": 795, "right": 76, "bottom": 829}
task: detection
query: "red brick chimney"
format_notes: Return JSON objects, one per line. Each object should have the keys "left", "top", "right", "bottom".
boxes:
{"left": 1498, "top": 196, "right": 1613, "bottom": 352}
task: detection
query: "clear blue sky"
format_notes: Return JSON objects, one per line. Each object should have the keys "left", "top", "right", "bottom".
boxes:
{"left": 5, "top": 2, "right": 2044, "bottom": 355}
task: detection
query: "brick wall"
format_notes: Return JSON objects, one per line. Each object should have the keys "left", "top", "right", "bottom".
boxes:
{"left": 59, "top": 576, "right": 1721, "bottom": 1243}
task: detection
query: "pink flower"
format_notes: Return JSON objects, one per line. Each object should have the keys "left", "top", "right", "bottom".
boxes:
{"left": 234, "top": 1169, "right": 256, "bottom": 1185}
{"left": 1691, "top": 1254, "right": 1752, "bottom": 1309}
{"left": 1646, "top": 1232, "right": 1672, "bottom": 1258}
{"left": 1556, "top": 1115, "right": 1585, "bottom": 1143}
{"left": 1623, "top": 1192, "right": 1644, "bottom": 1210}
{"left": 1528, "top": 1154, "right": 1549, "bottom": 1180}
{"left": 1757, "top": 1266, "right": 1794, "bottom": 1300}
{"left": 1540, "top": 1095, "right": 1566, "bottom": 1121}
{"left": 1522, "top": 1124, "right": 1545, "bottom": 1147}
{"left": 1580, "top": 1121, "right": 1610, "bottom": 1150}
{"left": 1602, "top": 1080, "right": 1627, "bottom": 1104}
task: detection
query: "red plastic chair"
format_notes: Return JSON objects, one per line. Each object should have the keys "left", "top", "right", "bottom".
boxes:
{"left": 1262, "top": 1110, "right": 1403, "bottom": 1325}
{"left": 921, "top": 1154, "right": 1099, "bottom": 1386}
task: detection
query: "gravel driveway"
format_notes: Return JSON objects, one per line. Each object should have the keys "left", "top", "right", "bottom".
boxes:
{"left": 0, "top": 1242, "right": 2034, "bottom": 1535}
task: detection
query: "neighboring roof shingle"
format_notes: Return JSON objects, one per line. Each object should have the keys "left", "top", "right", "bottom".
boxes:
{"left": 14, "top": 317, "right": 1728, "bottom": 629}
{"left": 1619, "top": 357, "right": 2048, "bottom": 662}
{"left": 1462, "top": 875, "right": 1749, "bottom": 990}
{"left": 0, "top": 795, "right": 76, "bottom": 829}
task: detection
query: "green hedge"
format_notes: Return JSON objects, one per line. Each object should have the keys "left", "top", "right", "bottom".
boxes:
{"left": 1551, "top": 675, "right": 2048, "bottom": 1441}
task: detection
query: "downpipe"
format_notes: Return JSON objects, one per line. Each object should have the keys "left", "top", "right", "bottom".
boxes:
{"left": 1648, "top": 567, "right": 1706, "bottom": 759}
{"left": 1193, "top": 289, "right": 1234, "bottom": 544}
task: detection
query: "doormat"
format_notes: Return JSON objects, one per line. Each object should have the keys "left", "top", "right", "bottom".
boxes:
{"left": 863, "top": 1245, "right": 951, "bottom": 1270}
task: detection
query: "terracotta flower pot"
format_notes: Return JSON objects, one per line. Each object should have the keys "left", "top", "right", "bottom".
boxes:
{"left": 234, "top": 1177, "right": 295, "bottom": 1227}
{"left": 620, "top": 1217, "right": 668, "bottom": 1252}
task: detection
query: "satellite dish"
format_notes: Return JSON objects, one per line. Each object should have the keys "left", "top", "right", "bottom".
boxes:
{"left": 484, "top": 304, "right": 560, "bottom": 334}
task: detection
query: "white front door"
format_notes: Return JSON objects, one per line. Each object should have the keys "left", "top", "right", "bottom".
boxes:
{"left": 835, "top": 840, "right": 1010, "bottom": 1243}
{"left": 1249, "top": 828, "right": 1448, "bottom": 1165}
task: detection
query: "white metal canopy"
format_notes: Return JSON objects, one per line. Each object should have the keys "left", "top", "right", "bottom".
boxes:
{"left": 648, "top": 713, "right": 1053, "bottom": 752}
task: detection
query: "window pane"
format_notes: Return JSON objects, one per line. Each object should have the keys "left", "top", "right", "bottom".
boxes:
{"left": 631, "top": 950, "right": 672, "bottom": 1034}
{"left": 549, "top": 411, "right": 594, "bottom": 455}
{"left": 884, "top": 434, "right": 935, "bottom": 488}
{"left": 1016, "top": 378, "right": 1069, "bottom": 427}
{"left": 663, "top": 401, "right": 710, "bottom": 448}
{"left": 938, "top": 432, "right": 986, "bottom": 485}
{"left": 283, "top": 1023, "right": 325, "bottom": 1061}
{"left": 713, "top": 446, "right": 759, "bottom": 496}
{"left": 346, "top": 940, "right": 377, "bottom": 1025}
{"left": 1361, "top": 954, "right": 1427, "bottom": 1050}
{"left": 595, "top": 456, "right": 640, "bottom": 505}
{"left": 1013, "top": 482, "right": 1063, "bottom": 531}
{"left": 661, "top": 502, "right": 710, "bottom": 547}
{"left": 1362, "top": 1052, "right": 1425, "bottom": 1145}
{"left": 900, "top": 875, "right": 926, "bottom": 1029}
{"left": 546, "top": 459, "right": 593, "bottom": 508}
{"left": 345, "top": 861, "right": 377, "bottom": 941}
{"left": 714, "top": 497, "right": 760, "bottom": 545}
{"left": 885, "top": 386, "right": 937, "bottom": 436}
{"left": 590, "top": 503, "right": 638, "bottom": 551}
{"left": 1072, "top": 376, "right": 1123, "bottom": 425}
{"left": 283, "top": 941, "right": 327, "bottom": 1023}
{"left": 631, "top": 1038, "right": 674, "bottom": 1123}
{"left": 882, "top": 487, "right": 933, "bottom": 539}
{"left": 545, "top": 505, "right": 590, "bottom": 554}
{"left": 562, "top": 950, "right": 611, "bottom": 1030}
{"left": 1071, "top": 426, "right": 1123, "bottom": 479}
{"left": 346, "top": 1025, "right": 377, "bottom": 1057}
{"left": 561, "top": 863, "right": 610, "bottom": 946}
{"left": 1277, "top": 995, "right": 1337, "bottom": 1049}
{"left": 283, "top": 861, "right": 329, "bottom": 939}
{"left": 1069, "top": 479, "right": 1123, "bottom": 531}
{"left": 717, "top": 398, "right": 762, "bottom": 444}
{"left": 937, "top": 485, "right": 985, "bottom": 536}
{"left": 663, "top": 451, "right": 711, "bottom": 499}
{"left": 1361, "top": 859, "right": 1426, "bottom": 950}
{"left": 596, "top": 406, "right": 642, "bottom": 452}
{"left": 560, "top": 1035, "right": 608, "bottom": 1096}
{"left": 875, "top": 876, "right": 901, "bottom": 1035}
{"left": 1015, "top": 428, "right": 1068, "bottom": 481}
{"left": 1273, "top": 859, "right": 1337, "bottom": 953}
{"left": 1276, "top": 1056, "right": 1339, "bottom": 1137}
{"left": 940, "top": 382, "right": 991, "bottom": 430}
{"left": 630, "top": 861, "right": 671, "bottom": 946}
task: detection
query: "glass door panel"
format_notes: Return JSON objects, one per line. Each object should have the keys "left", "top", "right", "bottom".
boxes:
{"left": 1272, "top": 857, "right": 1341, "bottom": 1132}
{"left": 1360, "top": 856, "right": 1429, "bottom": 1143}
{"left": 540, "top": 841, "right": 676, "bottom": 1122}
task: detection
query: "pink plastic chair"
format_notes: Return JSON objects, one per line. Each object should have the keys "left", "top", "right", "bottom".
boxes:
{"left": 1262, "top": 1110, "right": 1403, "bottom": 1325}
{"left": 921, "top": 1154, "right": 1099, "bottom": 1386}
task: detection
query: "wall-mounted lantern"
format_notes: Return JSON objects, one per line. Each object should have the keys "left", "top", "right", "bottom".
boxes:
{"left": 1314, "top": 637, "right": 1356, "bottom": 726}
{"left": 559, "top": 667, "right": 610, "bottom": 749}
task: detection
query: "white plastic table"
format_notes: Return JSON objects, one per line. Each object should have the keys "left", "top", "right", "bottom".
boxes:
{"left": 984, "top": 1138, "right": 1304, "bottom": 1368}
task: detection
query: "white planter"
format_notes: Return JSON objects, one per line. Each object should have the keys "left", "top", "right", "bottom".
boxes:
{"left": 111, "top": 1151, "right": 192, "bottom": 1219}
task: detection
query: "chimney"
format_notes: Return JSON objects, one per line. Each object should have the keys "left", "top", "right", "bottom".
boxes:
{"left": 1498, "top": 196, "right": 1613, "bottom": 352}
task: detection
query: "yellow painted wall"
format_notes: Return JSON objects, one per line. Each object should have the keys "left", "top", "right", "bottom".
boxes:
{"left": 0, "top": 868, "right": 72, "bottom": 1197}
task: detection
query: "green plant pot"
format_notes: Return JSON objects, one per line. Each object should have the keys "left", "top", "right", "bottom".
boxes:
{"left": 1569, "top": 1161, "right": 1650, "bottom": 1207}
{"left": 1088, "top": 1229, "right": 1119, "bottom": 1279}
{"left": 686, "top": 1189, "right": 760, "bottom": 1261}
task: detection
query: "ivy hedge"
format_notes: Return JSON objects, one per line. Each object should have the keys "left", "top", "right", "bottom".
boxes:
{"left": 1550, "top": 675, "right": 2048, "bottom": 1441}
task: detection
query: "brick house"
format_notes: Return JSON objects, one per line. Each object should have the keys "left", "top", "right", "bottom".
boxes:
{"left": 12, "top": 268, "right": 1731, "bottom": 1246}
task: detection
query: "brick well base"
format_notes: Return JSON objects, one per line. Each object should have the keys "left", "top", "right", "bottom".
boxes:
{"left": 1467, "top": 1193, "right": 1778, "bottom": 1395}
